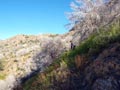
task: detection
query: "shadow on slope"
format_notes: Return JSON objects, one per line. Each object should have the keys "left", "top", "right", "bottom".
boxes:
{"left": 18, "top": 19, "right": 120, "bottom": 90}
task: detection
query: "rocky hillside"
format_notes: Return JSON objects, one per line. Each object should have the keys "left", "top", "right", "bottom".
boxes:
{"left": 0, "top": 32, "right": 75, "bottom": 90}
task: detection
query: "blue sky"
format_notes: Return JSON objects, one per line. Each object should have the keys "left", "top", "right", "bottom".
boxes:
{"left": 0, "top": 0, "right": 72, "bottom": 39}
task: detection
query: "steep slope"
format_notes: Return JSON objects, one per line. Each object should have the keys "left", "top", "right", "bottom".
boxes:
{"left": 20, "top": 20, "right": 120, "bottom": 90}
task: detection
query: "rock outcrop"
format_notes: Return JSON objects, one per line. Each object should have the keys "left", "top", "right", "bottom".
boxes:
{"left": 83, "top": 42, "right": 120, "bottom": 90}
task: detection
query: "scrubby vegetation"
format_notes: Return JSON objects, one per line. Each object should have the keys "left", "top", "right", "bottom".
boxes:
{"left": 22, "top": 19, "right": 120, "bottom": 90}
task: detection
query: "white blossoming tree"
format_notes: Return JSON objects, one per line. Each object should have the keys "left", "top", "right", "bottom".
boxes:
{"left": 66, "top": 0, "right": 108, "bottom": 30}
{"left": 66, "top": 0, "right": 120, "bottom": 44}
